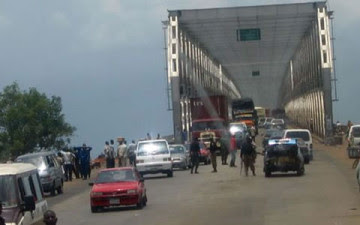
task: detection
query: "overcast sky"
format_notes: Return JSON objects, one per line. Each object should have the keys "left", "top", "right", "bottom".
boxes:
{"left": 0, "top": 0, "right": 359, "bottom": 157}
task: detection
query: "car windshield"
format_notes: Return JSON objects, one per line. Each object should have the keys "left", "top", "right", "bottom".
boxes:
{"left": 352, "top": 127, "right": 360, "bottom": 137}
{"left": 269, "top": 144, "right": 298, "bottom": 152}
{"left": 0, "top": 175, "right": 17, "bottom": 208}
{"left": 137, "top": 141, "right": 169, "bottom": 156}
{"left": 16, "top": 156, "right": 47, "bottom": 171}
{"left": 285, "top": 131, "right": 310, "bottom": 141}
{"left": 95, "top": 170, "right": 136, "bottom": 183}
{"left": 170, "top": 146, "right": 185, "bottom": 154}
{"left": 272, "top": 119, "right": 284, "bottom": 124}
{"left": 192, "top": 121, "right": 225, "bottom": 131}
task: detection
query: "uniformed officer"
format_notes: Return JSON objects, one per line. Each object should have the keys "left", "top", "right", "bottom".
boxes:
{"left": 240, "top": 136, "right": 256, "bottom": 176}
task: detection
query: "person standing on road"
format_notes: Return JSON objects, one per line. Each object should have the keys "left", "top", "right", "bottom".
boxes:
{"left": 104, "top": 141, "right": 115, "bottom": 168}
{"left": 250, "top": 126, "right": 257, "bottom": 142}
{"left": 43, "top": 210, "right": 57, "bottom": 225}
{"left": 76, "top": 144, "right": 92, "bottom": 180}
{"left": 60, "top": 150, "right": 75, "bottom": 181}
{"left": 190, "top": 137, "right": 201, "bottom": 174}
{"left": 240, "top": 136, "right": 257, "bottom": 176}
{"left": 229, "top": 134, "right": 237, "bottom": 167}
{"left": 127, "top": 140, "right": 137, "bottom": 167}
{"left": 117, "top": 140, "right": 127, "bottom": 167}
{"left": 220, "top": 134, "right": 229, "bottom": 165}
{"left": 0, "top": 202, "right": 5, "bottom": 225}
{"left": 209, "top": 138, "right": 217, "bottom": 173}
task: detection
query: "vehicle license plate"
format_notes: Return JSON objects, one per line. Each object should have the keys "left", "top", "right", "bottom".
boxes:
{"left": 109, "top": 198, "right": 120, "bottom": 205}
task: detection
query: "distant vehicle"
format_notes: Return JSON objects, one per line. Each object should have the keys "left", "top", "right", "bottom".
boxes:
{"left": 190, "top": 95, "right": 229, "bottom": 141}
{"left": 16, "top": 151, "right": 64, "bottom": 196}
{"left": 263, "top": 139, "right": 305, "bottom": 177}
{"left": 199, "top": 142, "right": 211, "bottom": 165}
{"left": 231, "top": 98, "right": 257, "bottom": 128}
{"left": 136, "top": 139, "right": 173, "bottom": 177}
{"left": 0, "top": 163, "right": 48, "bottom": 225}
{"left": 169, "top": 144, "right": 190, "bottom": 170}
{"left": 283, "top": 129, "right": 313, "bottom": 161}
{"left": 347, "top": 125, "right": 360, "bottom": 146}
{"left": 262, "top": 129, "right": 284, "bottom": 148}
{"left": 271, "top": 118, "right": 285, "bottom": 125}
{"left": 89, "top": 167, "right": 147, "bottom": 212}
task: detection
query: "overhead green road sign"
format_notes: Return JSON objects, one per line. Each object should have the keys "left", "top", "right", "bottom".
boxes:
{"left": 237, "top": 28, "right": 261, "bottom": 41}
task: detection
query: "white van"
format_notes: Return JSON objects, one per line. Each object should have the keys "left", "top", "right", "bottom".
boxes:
{"left": 0, "top": 163, "right": 48, "bottom": 225}
{"left": 283, "top": 129, "right": 313, "bottom": 161}
{"left": 347, "top": 125, "right": 360, "bottom": 146}
{"left": 136, "top": 139, "right": 173, "bottom": 177}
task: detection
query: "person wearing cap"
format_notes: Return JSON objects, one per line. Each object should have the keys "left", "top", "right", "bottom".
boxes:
{"left": 0, "top": 201, "right": 5, "bottom": 225}
{"left": 240, "top": 136, "right": 257, "bottom": 176}
{"left": 43, "top": 210, "right": 57, "bottom": 225}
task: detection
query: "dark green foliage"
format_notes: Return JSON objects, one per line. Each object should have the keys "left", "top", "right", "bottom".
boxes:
{"left": 0, "top": 82, "right": 75, "bottom": 160}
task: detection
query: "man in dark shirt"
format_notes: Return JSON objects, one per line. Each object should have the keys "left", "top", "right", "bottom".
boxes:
{"left": 209, "top": 138, "right": 218, "bottom": 172}
{"left": 240, "top": 136, "right": 257, "bottom": 176}
{"left": 190, "top": 137, "right": 201, "bottom": 174}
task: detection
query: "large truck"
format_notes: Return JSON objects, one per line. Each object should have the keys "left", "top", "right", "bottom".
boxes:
{"left": 231, "top": 98, "right": 257, "bottom": 128}
{"left": 190, "top": 95, "right": 229, "bottom": 145}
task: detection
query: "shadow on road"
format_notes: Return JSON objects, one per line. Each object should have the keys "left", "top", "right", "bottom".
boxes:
{"left": 266, "top": 173, "right": 301, "bottom": 178}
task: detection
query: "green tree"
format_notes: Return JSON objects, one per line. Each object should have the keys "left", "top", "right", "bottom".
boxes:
{"left": 0, "top": 82, "right": 75, "bottom": 160}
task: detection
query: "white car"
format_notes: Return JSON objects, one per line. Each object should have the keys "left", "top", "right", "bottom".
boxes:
{"left": 347, "top": 125, "right": 360, "bottom": 146}
{"left": 283, "top": 129, "right": 313, "bottom": 162}
{"left": 136, "top": 139, "right": 173, "bottom": 177}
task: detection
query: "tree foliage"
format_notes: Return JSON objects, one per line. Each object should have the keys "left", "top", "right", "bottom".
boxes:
{"left": 0, "top": 82, "right": 76, "bottom": 160}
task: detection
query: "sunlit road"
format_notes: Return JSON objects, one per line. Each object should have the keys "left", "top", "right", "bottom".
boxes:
{"left": 46, "top": 138, "right": 360, "bottom": 225}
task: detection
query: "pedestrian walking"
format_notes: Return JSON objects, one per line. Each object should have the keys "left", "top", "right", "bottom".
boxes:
{"left": 127, "top": 140, "right": 137, "bottom": 167}
{"left": 240, "top": 136, "right": 257, "bottom": 176}
{"left": 190, "top": 137, "right": 201, "bottom": 174}
{"left": 60, "top": 150, "right": 75, "bottom": 181}
{"left": 43, "top": 210, "right": 57, "bottom": 225}
{"left": 250, "top": 126, "right": 257, "bottom": 142}
{"left": 0, "top": 202, "right": 5, "bottom": 225}
{"left": 229, "top": 134, "right": 237, "bottom": 167}
{"left": 75, "top": 144, "right": 92, "bottom": 180}
{"left": 117, "top": 140, "right": 127, "bottom": 167}
{"left": 209, "top": 138, "right": 217, "bottom": 172}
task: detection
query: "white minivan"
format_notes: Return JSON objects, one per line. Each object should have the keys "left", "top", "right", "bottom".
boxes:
{"left": 136, "top": 139, "right": 173, "bottom": 177}
{"left": 347, "top": 125, "right": 360, "bottom": 146}
{"left": 0, "top": 163, "right": 48, "bottom": 225}
{"left": 283, "top": 129, "right": 313, "bottom": 162}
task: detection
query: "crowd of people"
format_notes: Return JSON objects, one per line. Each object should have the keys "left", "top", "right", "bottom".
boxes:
{"left": 103, "top": 138, "right": 139, "bottom": 169}
{"left": 189, "top": 131, "right": 257, "bottom": 177}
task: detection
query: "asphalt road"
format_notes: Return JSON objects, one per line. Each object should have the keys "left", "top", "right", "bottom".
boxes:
{"left": 45, "top": 137, "right": 360, "bottom": 225}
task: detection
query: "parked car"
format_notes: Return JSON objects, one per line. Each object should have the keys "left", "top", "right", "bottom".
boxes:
{"left": 263, "top": 138, "right": 305, "bottom": 177}
{"left": 169, "top": 144, "right": 190, "bottom": 170}
{"left": 347, "top": 125, "right": 360, "bottom": 146}
{"left": 89, "top": 167, "right": 147, "bottom": 212}
{"left": 16, "top": 151, "right": 64, "bottom": 195}
{"left": 0, "top": 163, "right": 48, "bottom": 225}
{"left": 136, "top": 139, "right": 173, "bottom": 177}
{"left": 283, "top": 129, "right": 313, "bottom": 160}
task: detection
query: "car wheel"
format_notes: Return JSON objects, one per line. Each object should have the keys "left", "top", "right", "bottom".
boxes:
{"left": 91, "top": 206, "right": 98, "bottom": 213}
{"left": 204, "top": 159, "right": 208, "bottom": 165}
{"left": 304, "top": 156, "right": 310, "bottom": 164}
{"left": 167, "top": 171, "right": 173, "bottom": 177}
{"left": 182, "top": 163, "right": 187, "bottom": 170}
{"left": 50, "top": 182, "right": 56, "bottom": 196}
{"left": 56, "top": 181, "right": 63, "bottom": 194}
{"left": 265, "top": 170, "right": 271, "bottom": 177}
{"left": 143, "top": 195, "right": 147, "bottom": 206}
{"left": 297, "top": 166, "right": 305, "bottom": 176}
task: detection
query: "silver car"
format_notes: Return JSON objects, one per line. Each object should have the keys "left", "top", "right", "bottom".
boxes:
{"left": 169, "top": 144, "right": 190, "bottom": 170}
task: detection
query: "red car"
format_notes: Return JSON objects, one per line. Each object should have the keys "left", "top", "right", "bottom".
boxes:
{"left": 89, "top": 167, "right": 147, "bottom": 212}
